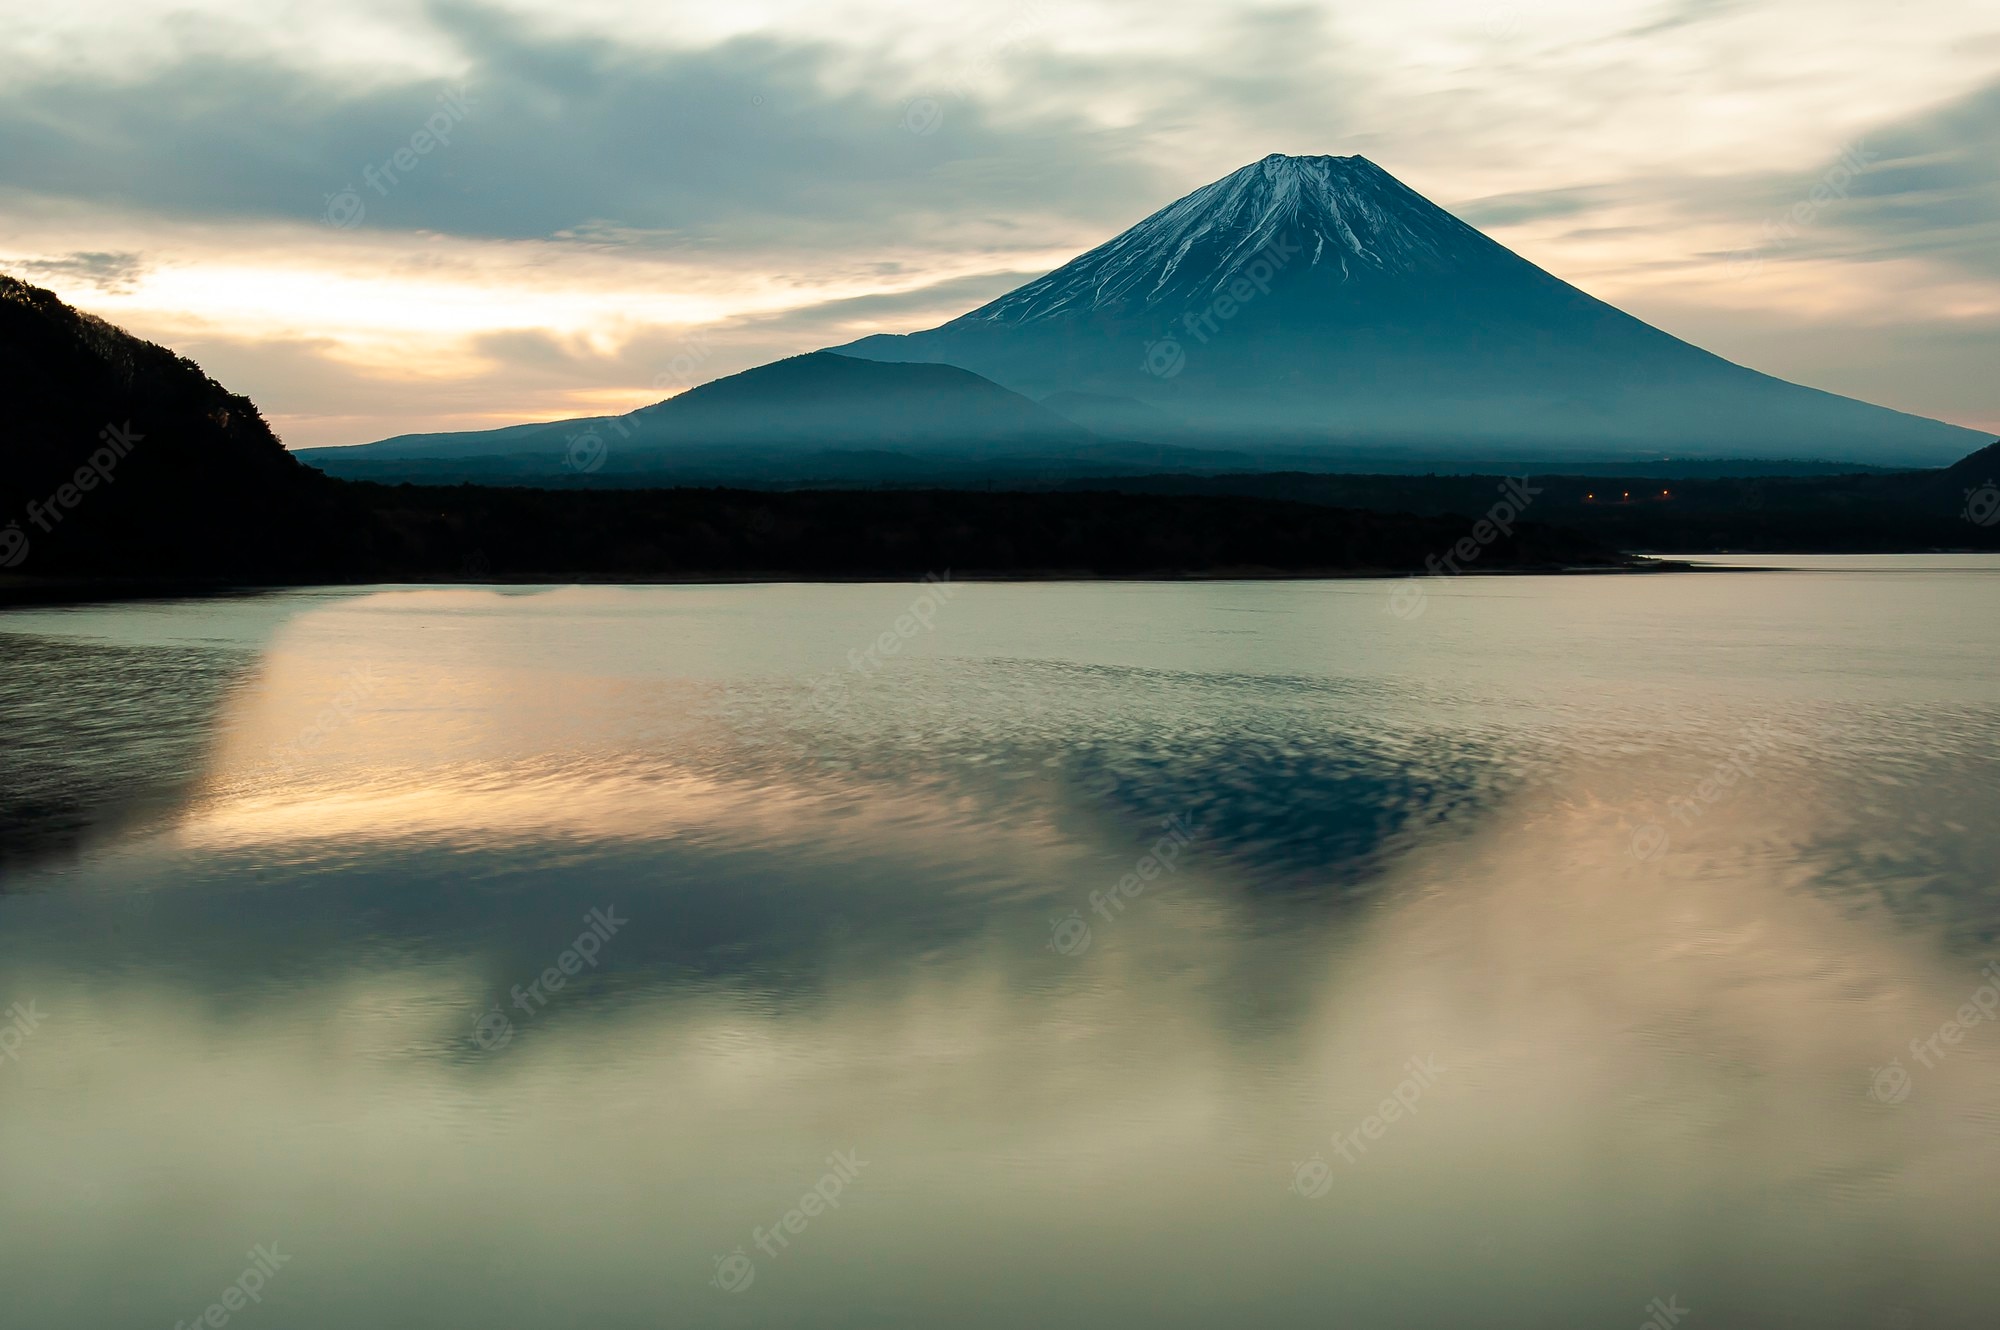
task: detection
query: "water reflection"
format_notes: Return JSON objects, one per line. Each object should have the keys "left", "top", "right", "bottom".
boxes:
{"left": 2, "top": 569, "right": 1998, "bottom": 1328}
{"left": 0, "top": 634, "right": 258, "bottom": 869}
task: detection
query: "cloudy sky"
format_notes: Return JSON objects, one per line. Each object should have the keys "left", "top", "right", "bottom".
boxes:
{"left": 3, "top": 0, "right": 1996, "bottom": 447}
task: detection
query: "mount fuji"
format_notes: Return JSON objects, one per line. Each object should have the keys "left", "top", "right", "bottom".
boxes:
{"left": 834, "top": 154, "right": 1979, "bottom": 466}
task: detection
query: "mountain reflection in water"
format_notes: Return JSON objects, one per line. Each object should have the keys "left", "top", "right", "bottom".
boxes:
{"left": 2, "top": 565, "right": 1997, "bottom": 1329}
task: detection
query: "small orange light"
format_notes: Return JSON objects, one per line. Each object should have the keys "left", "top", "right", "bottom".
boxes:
{"left": 1622, "top": 491, "right": 1630, "bottom": 499}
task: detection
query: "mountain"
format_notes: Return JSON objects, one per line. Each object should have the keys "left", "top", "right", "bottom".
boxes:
{"left": 833, "top": 154, "right": 1982, "bottom": 467}
{"left": 1942, "top": 438, "right": 2000, "bottom": 484}
{"left": 307, "top": 352, "right": 1117, "bottom": 480}
{"left": 0, "top": 274, "right": 361, "bottom": 578}
{"left": 612, "top": 352, "right": 1089, "bottom": 455}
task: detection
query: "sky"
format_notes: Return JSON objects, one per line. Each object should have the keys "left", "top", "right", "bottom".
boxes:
{"left": 2, "top": 0, "right": 1996, "bottom": 448}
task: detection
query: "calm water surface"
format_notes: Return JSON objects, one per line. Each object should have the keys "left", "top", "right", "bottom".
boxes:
{"left": 3, "top": 559, "right": 1998, "bottom": 1328}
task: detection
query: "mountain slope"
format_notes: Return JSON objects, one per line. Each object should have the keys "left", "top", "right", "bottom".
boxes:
{"left": 833, "top": 154, "right": 1981, "bottom": 466}
{"left": 635, "top": 352, "right": 1090, "bottom": 453}
{"left": 0, "top": 274, "right": 361, "bottom": 577}
{"left": 310, "top": 352, "right": 1099, "bottom": 476}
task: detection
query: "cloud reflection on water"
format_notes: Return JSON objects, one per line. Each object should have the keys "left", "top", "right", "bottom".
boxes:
{"left": 1, "top": 575, "right": 1998, "bottom": 1327}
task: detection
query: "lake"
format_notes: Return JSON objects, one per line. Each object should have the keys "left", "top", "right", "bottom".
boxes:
{"left": 3, "top": 558, "right": 1997, "bottom": 1329}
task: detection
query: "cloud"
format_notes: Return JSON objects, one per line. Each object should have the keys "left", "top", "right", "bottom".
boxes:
{"left": 1638, "top": 80, "right": 2000, "bottom": 282}
{"left": 0, "top": 5, "right": 1162, "bottom": 249}
{"left": 1, "top": 251, "right": 149, "bottom": 293}
{"left": 729, "top": 271, "right": 1040, "bottom": 339}
{"left": 1830, "top": 79, "right": 2000, "bottom": 278}
{"left": 1623, "top": 0, "right": 1745, "bottom": 39}
{"left": 1455, "top": 186, "right": 1610, "bottom": 228}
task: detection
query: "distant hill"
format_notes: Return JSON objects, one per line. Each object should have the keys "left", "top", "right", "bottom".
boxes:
{"left": 1943, "top": 439, "right": 2000, "bottom": 484}
{"left": 834, "top": 153, "right": 1984, "bottom": 468}
{"left": 0, "top": 274, "right": 362, "bottom": 578}
{"left": 304, "top": 352, "right": 1113, "bottom": 480}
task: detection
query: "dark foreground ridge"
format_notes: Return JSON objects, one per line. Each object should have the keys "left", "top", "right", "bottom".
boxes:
{"left": 0, "top": 274, "right": 370, "bottom": 581}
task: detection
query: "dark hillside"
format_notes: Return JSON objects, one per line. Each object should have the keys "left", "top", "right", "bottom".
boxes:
{"left": 0, "top": 275, "right": 367, "bottom": 578}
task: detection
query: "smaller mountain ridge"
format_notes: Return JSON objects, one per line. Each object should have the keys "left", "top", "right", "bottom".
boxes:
{"left": 626, "top": 351, "right": 1089, "bottom": 452}
{"left": 310, "top": 352, "right": 1095, "bottom": 476}
{"left": 1943, "top": 438, "right": 2000, "bottom": 482}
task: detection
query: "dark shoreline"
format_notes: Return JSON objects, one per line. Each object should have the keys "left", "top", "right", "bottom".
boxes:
{"left": 11, "top": 450, "right": 1995, "bottom": 610}
{"left": 0, "top": 556, "right": 1827, "bottom": 612}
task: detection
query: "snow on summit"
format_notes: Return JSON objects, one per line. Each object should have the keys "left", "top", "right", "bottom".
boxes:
{"left": 954, "top": 154, "right": 1501, "bottom": 324}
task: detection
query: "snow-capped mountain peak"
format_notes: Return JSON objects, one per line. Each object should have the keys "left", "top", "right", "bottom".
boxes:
{"left": 829, "top": 153, "right": 1981, "bottom": 465}
{"left": 951, "top": 153, "right": 1500, "bottom": 325}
